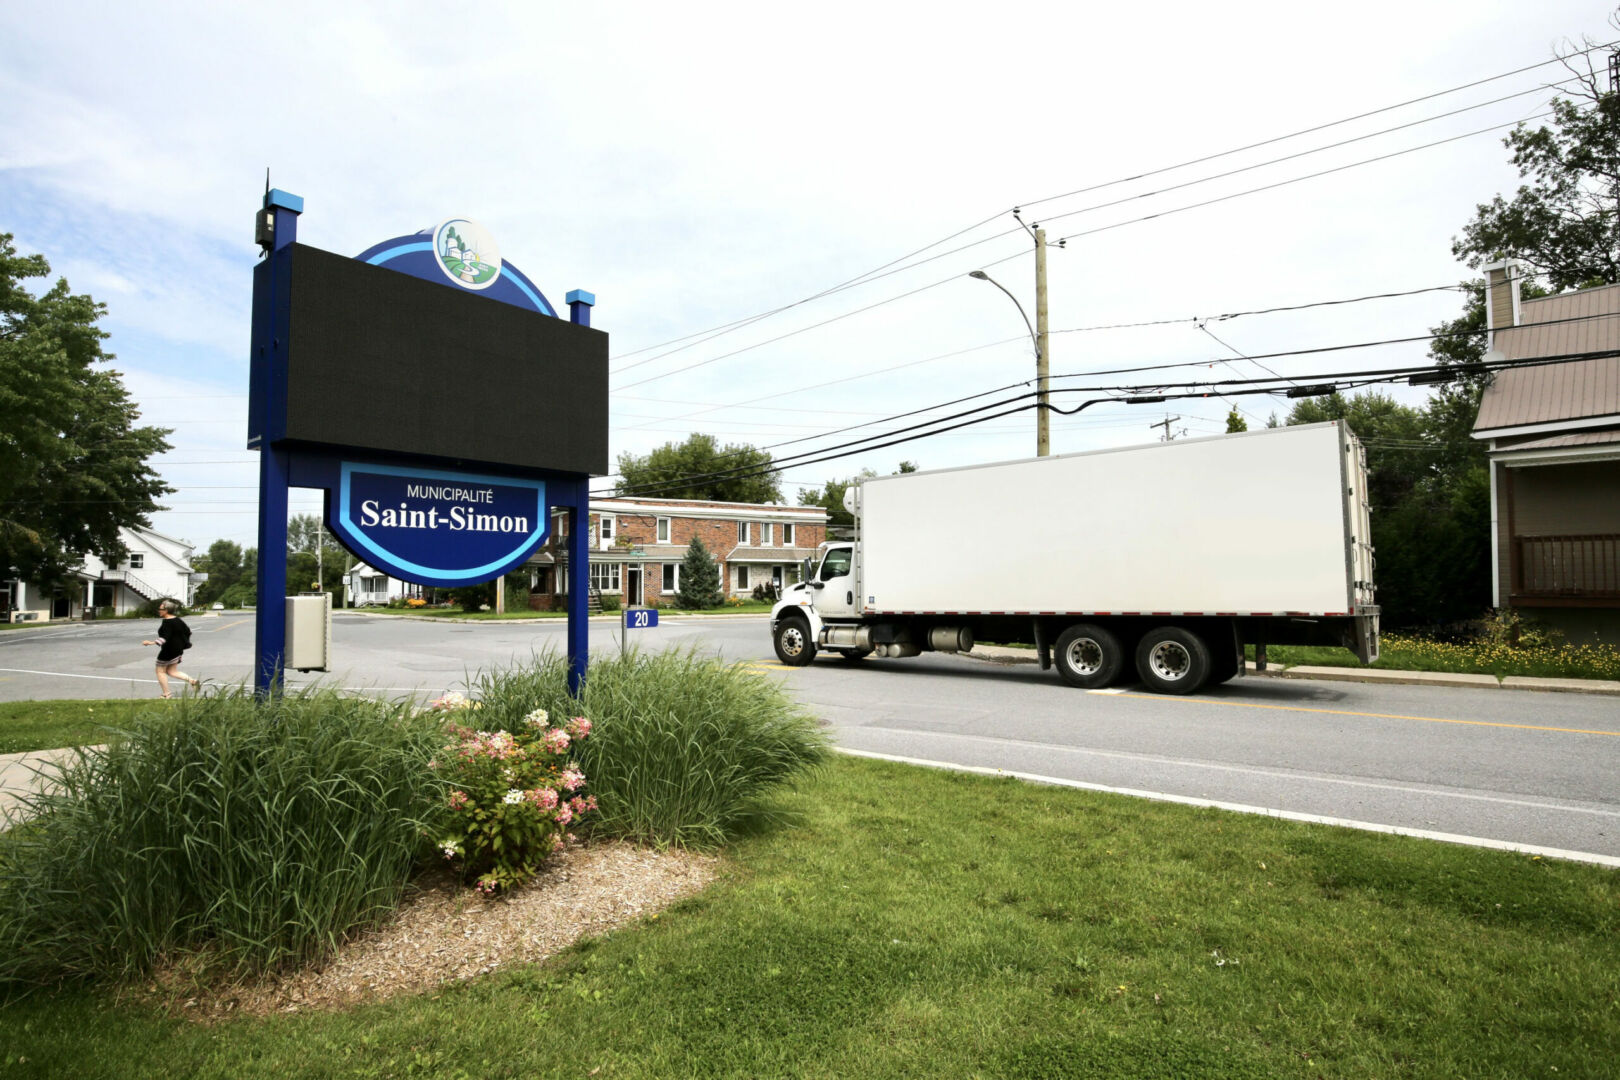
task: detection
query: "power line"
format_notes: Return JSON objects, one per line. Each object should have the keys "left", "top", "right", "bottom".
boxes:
{"left": 1016, "top": 47, "right": 1608, "bottom": 212}
{"left": 605, "top": 47, "right": 1605, "bottom": 378}
{"left": 1053, "top": 108, "right": 1568, "bottom": 245}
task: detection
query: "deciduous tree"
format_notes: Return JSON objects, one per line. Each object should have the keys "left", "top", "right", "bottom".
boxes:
{"left": 615, "top": 434, "right": 781, "bottom": 504}
{"left": 0, "top": 234, "right": 170, "bottom": 587}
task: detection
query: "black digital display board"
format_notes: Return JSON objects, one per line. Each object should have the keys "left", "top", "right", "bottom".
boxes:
{"left": 279, "top": 243, "right": 608, "bottom": 475}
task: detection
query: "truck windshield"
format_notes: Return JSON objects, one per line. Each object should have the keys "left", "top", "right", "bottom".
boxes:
{"left": 819, "top": 548, "right": 852, "bottom": 581}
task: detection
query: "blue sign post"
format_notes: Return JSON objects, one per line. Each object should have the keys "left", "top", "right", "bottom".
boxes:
{"left": 248, "top": 192, "right": 606, "bottom": 698}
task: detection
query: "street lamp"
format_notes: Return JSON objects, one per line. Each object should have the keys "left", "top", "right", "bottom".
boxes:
{"left": 970, "top": 268, "right": 1050, "bottom": 455}
{"left": 290, "top": 545, "right": 324, "bottom": 593}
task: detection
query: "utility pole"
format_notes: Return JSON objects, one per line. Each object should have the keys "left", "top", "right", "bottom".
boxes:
{"left": 1151, "top": 415, "right": 1182, "bottom": 442}
{"left": 1034, "top": 227, "right": 1050, "bottom": 457}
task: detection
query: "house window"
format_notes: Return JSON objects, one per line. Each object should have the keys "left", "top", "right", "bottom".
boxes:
{"left": 737, "top": 520, "right": 749, "bottom": 544}
{"left": 782, "top": 523, "right": 794, "bottom": 545}
{"left": 589, "top": 563, "right": 621, "bottom": 592}
{"left": 736, "top": 565, "right": 749, "bottom": 589}
{"left": 657, "top": 517, "right": 670, "bottom": 543}
{"left": 599, "top": 515, "right": 615, "bottom": 547}
{"left": 662, "top": 563, "right": 678, "bottom": 592}
{"left": 556, "top": 511, "right": 569, "bottom": 537}
{"left": 759, "top": 522, "right": 773, "bottom": 545}
{"left": 128, "top": 554, "right": 144, "bottom": 569}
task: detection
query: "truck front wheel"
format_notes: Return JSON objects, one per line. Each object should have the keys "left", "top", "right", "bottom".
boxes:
{"left": 773, "top": 617, "right": 817, "bottom": 666}
{"left": 1135, "top": 626, "right": 1211, "bottom": 694}
{"left": 1053, "top": 624, "right": 1124, "bottom": 689}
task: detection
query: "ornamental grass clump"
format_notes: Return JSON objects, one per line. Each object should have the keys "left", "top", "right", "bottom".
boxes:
{"left": 0, "top": 688, "right": 445, "bottom": 985}
{"left": 433, "top": 709, "right": 597, "bottom": 894}
{"left": 470, "top": 648, "right": 830, "bottom": 847}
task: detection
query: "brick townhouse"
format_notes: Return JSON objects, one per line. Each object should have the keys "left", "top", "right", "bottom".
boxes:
{"left": 527, "top": 497, "right": 829, "bottom": 609}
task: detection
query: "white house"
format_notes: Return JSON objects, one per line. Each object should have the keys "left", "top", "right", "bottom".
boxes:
{"left": 3, "top": 526, "right": 201, "bottom": 622}
{"left": 344, "top": 562, "right": 419, "bottom": 606}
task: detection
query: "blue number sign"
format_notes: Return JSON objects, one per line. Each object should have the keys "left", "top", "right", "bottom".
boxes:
{"left": 623, "top": 608, "right": 659, "bottom": 630}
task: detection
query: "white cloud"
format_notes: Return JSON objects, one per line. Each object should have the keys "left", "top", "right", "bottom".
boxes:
{"left": 1, "top": 0, "right": 1608, "bottom": 548}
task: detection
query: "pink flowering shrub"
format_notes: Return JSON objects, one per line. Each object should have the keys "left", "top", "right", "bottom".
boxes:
{"left": 433, "top": 707, "right": 597, "bottom": 893}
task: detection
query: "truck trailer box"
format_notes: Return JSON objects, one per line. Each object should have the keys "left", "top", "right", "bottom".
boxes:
{"left": 854, "top": 422, "right": 1374, "bottom": 619}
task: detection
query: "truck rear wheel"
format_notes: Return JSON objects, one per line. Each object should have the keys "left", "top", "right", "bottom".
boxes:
{"left": 1053, "top": 624, "right": 1124, "bottom": 689}
{"left": 1135, "top": 626, "right": 1211, "bottom": 694}
{"left": 773, "top": 617, "right": 817, "bottom": 666}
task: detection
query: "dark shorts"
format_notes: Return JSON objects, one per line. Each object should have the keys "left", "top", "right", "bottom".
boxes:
{"left": 156, "top": 656, "right": 183, "bottom": 668}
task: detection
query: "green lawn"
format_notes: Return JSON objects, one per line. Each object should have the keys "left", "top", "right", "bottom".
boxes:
{"left": 0, "top": 700, "right": 164, "bottom": 755}
{"left": 3, "top": 755, "right": 1615, "bottom": 1078}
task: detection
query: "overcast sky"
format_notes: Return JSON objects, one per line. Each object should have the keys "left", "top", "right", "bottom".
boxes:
{"left": 1, "top": 1, "right": 1612, "bottom": 553}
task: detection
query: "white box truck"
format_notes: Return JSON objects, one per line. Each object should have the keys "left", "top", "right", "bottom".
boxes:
{"left": 769, "top": 422, "right": 1378, "bottom": 694}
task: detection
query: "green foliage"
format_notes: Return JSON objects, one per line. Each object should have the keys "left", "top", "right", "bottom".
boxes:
{"left": 217, "top": 581, "right": 255, "bottom": 608}
{"left": 0, "top": 689, "right": 446, "bottom": 984}
{"left": 676, "top": 536, "right": 723, "bottom": 609}
{"left": 1452, "top": 57, "right": 1620, "bottom": 289}
{"left": 1224, "top": 407, "right": 1248, "bottom": 433}
{"left": 428, "top": 704, "right": 596, "bottom": 893}
{"left": 468, "top": 649, "right": 830, "bottom": 847}
{"left": 447, "top": 581, "right": 495, "bottom": 611}
{"left": 1285, "top": 391, "right": 1491, "bottom": 628}
{"left": 0, "top": 234, "right": 171, "bottom": 586}
{"left": 598, "top": 593, "right": 621, "bottom": 613}
{"left": 191, "top": 539, "right": 255, "bottom": 607}
{"left": 285, "top": 514, "right": 346, "bottom": 595}
{"left": 615, "top": 433, "right": 781, "bottom": 503}
{"left": 798, "top": 468, "right": 875, "bottom": 532}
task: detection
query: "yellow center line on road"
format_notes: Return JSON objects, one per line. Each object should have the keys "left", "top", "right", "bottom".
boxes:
{"left": 199, "top": 618, "right": 250, "bottom": 633}
{"left": 1118, "top": 692, "right": 1620, "bottom": 738}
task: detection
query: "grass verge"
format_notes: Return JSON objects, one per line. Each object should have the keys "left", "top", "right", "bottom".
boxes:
{"left": 1252, "top": 634, "right": 1620, "bottom": 680}
{"left": 3, "top": 754, "right": 1615, "bottom": 1078}
{"left": 0, "top": 689, "right": 445, "bottom": 984}
{"left": 0, "top": 699, "right": 160, "bottom": 755}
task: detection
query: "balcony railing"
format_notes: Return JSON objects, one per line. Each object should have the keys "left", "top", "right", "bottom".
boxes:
{"left": 1513, "top": 534, "right": 1620, "bottom": 600}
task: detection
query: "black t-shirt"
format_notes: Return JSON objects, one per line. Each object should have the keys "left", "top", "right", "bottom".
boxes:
{"left": 156, "top": 617, "right": 191, "bottom": 662}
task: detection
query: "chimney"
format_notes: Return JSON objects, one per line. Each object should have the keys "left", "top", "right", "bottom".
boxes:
{"left": 1482, "top": 259, "right": 1522, "bottom": 346}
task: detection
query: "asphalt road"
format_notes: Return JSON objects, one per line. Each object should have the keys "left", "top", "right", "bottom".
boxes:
{"left": 4, "top": 612, "right": 1618, "bottom": 862}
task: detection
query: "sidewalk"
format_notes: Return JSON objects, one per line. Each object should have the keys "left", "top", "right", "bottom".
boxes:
{"left": 0, "top": 746, "right": 83, "bottom": 829}
{"left": 965, "top": 645, "right": 1620, "bottom": 696}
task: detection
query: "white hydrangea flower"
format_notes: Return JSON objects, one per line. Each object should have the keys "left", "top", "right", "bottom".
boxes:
{"left": 502, "top": 788, "right": 523, "bottom": 805}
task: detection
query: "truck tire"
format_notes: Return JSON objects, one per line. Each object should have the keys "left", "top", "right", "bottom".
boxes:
{"left": 1053, "top": 623, "right": 1124, "bottom": 689}
{"left": 773, "top": 616, "right": 817, "bottom": 666}
{"left": 1208, "top": 641, "right": 1240, "bottom": 684}
{"left": 1134, "top": 626, "right": 1212, "bottom": 694}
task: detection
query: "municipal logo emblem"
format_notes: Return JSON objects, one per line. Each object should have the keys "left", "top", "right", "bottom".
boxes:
{"left": 433, "top": 218, "right": 502, "bottom": 290}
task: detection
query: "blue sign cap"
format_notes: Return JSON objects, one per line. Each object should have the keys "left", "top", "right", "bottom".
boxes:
{"left": 265, "top": 188, "right": 305, "bottom": 213}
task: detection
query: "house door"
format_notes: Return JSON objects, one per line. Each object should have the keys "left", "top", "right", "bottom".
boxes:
{"left": 625, "top": 567, "right": 642, "bottom": 607}
{"left": 52, "top": 592, "right": 71, "bottom": 618}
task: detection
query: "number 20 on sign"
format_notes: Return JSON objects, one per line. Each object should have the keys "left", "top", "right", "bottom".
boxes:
{"left": 620, "top": 607, "right": 658, "bottom": 655}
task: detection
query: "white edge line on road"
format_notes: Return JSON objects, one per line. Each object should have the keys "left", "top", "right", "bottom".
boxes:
{"left": 848, "top": 723, "right": 1620, "bottom": 820}
{"left": 834, "top": 746, "right": 1620, "bottom": 869}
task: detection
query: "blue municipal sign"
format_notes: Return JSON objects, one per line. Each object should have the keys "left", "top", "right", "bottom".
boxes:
{"left": 328, "top": 462, "right": 548, "bottom": 587}
{"left": 623, "top": 608, "right": 659, "bottom": 629}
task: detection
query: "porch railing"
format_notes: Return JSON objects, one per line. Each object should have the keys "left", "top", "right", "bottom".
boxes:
{"left": 1513, "top": 534, "right": 1620, "bottom": 599}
